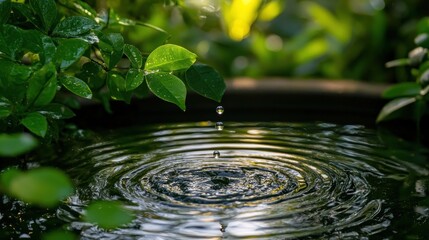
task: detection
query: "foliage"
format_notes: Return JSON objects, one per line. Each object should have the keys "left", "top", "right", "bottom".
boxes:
{"left": 377, "top": 17, "right": 429, "bottom": 129}
{"left": 0, "top": 0, "right": 225, "bottom": 237}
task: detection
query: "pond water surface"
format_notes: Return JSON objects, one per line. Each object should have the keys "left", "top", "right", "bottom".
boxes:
{"left": 53, "top": 122, "right": 429, "bottom": 239}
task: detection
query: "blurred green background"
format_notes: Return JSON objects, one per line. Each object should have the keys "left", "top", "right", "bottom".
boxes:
{"left": 91, "top": 0, "right": 427, "bottom": 83}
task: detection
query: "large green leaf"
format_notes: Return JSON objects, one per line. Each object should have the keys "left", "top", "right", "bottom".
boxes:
{"left": 0, "top": 60, "right": 32, "bottom": 104}
{"left": 146, "top": 72, "right": 186, "bottom": 111}
{"left": 8, "top": 167, "right": 73, "bottom": 208}
{"left": 36, "top": 103, "right": 75, "bottom": 120}
{"left": 55, "top": 38, "right": 89, "bottom": 69}
{"left": 96, "top": 32, "right": 124, "bottom": 69}
{"left": 0, "top": 25, "right": 23, "bottom": 60}
{"left": 0, "top": 133, "right": 38, "bottom": 157}
{"left": 186, "top": 64, "right": 226, "bottom": 102}
{"left": 377, "top": 97, "right": 416, "bottom": 123}
{"left": 26, "top": 62, "right": 57, "bottom": 107}
{"left": 60, "top": 75, "right": 92, "bottom": 99}
{"left": 84, "top": 201, "right": 134, "bottom": 229}
{"left": 0, "top": 0, "right": 11, "bottom": 24}
{"left": 29, "top": 0, "right": 57, "bottom": 32}
{"left": 145, "top": 44, "right": 197, "bottom": 72}
{"left": 124, "top": 44, "right": 143, "bottom": 69}
{"left": 107, "top": 72, "right": 132, "bottom": 103}
{"left": 21, "top": 112, "right": 48, "bottom": 137}
{"left": 22, "top": 30, "right": 56, "bottom": 64}
{"left": 52, "top": 16, "right": 97, "bottom": 37}
{"left": 382, "top": 82, "right": 421, "bottom": 99}
{"left": 125, "top": 68, "right": 144, "bottom": 91}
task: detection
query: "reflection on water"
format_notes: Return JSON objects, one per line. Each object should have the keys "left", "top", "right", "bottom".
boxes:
{"left": 55, "top": 122, "right": 429, "bottom": 239}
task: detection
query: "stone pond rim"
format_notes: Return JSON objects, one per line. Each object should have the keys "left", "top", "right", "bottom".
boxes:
{"left": 74, "top": 78, "right": 390, "bottom": 128}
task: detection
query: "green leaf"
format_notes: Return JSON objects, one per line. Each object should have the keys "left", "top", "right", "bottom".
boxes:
{"left": 125, "top": 68, "right": 144, "bottom": 91}
{"left": 0, "top": 133, "right": 38, "bottom": 157}
{"left": 146, "top": 72, "right": 186, "bottom": 111}
{"left": 96, "top": 31, "right": 124, "bottom": 69}
{"left": 42, "top": 230, "right": 76, "bottom": 240}
{"left": 52, "top": 16, "right": 97, "bottom": 37}
{"left": 60, "top": 75, "right": 92, "bottom": 99}
{"left": 27, "top": 62, "right": 57, "bottom": 107}
{"left": 21, "top": 112, "right": 48, "bottom": 137}
{"left": 0, "top": 60, "right": 33, "bottom": 103}
{"left": 0, "top": 97, "right": 11, "bottom": 118}
{"left": 145, "top": 44, "right": 197, "bottom": 72}
{"left": 84, "top": 201, "right": 134, "bottom": 229}
{"left": 186, "top": 64, "right": 226, "bottom": 102}
{"left": 29, "top": 0, "right": 57, "bottom": 32}
{"left": 37, "top": 103, "right": 75, "bottom": 120}
{"left": 124, "top": 44, "right": 143, "bottom": 69}
{"left": 8, "top": 167, "right": 73, "bottom": 208}
{"left": 75, "top": 62, "right": 105, "bottom": 90}
{"left": 419, "top": 68, "right": 429, "bottom": 87}
{"left": 55, "top": 39, "right": 89, "bottom": 69}
{"left": 0, "top": 0, "right": 11, "bottom": 24}
{"left": 377, "top": 97, "right": 416, "bottom": 123}
{"left": 0, "top": 25, "right": 23, "bottom": 60}
{"left": 22, "top": 30, "right": 56, "bottom": 64}
{"left": 107, "top": 72, "right": 132, "bottom": 103}
{"left": 382, "top": 82, "right": 421, "bottom": 99}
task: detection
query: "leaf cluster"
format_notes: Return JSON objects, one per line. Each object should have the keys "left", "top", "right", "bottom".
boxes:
{"left": 377, "top": 17, "right": 429, "bottom": 127}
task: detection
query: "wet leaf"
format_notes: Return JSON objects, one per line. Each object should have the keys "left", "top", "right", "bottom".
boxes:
{"left": 0, "top": 133, "right": 38, "bottom": 157}
{"left": 377, "top": 97, "right": 416, "bottom": 123}
{"left": 76, "top": 62, "right": 105, "bottom": 90}
{"left": 22, "top": 30, "right": 56, "bottom": 64}
{"left": 107, "top": 72, "right": 132, "bottom": 103}
{"left": 55, "top": 38, "right": 89, "bottom": 69}
{"left": 124, "top": 44, "right": 142, "bottom": 69}
{"left": 84, "top": 201, "right": 134, "bottom": 229}
{"left": 125, "top": 68, "right": 144, "bottom": 91}
{"left": 0, "top": 25, "right": 23, "bottom": 60}
{"left": 52, "top": 16, "right": 97, "bottom": 37}
{"left": 146, "top": 72, "right": 186, "bottom": 111}
{"left": 382, "top": 82, "right": 421, "bottom": 99}
{"left": 60, "top": 75, "right": 92, "bottom": 99}
{"left": 36, "top": 103, "right": 75, "bottom": 120}
{"left": 21, "top": 112, "right": 48, "bottom": 137}
{"left": 26, "top": 62, "right": 57, "bottom": 106}
{"left": 145, "top": 44, "right": 196, "bottom": 72}
{"left": 0, "top": 0, "right": 11, "bottom": 24}
{"left": 0, "top": 60, "right": 32, "bottom": 104}
{"left": 186, "top": 64, "right": 226, "bottom": 102}
{"left": 96, "top": 32, "right": 124, "bottom": 69}
{"left": 8, "top": 167, "right": 73, "bottom": 208}
{"left": 29, "top": 0, "right": 56, "bottom": 32}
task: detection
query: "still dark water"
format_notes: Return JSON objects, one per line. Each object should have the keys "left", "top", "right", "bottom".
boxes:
{"left": 3, "top": 122, "right": 429, "bottom": 239}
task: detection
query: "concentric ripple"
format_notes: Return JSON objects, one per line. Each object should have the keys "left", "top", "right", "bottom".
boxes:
{"left": 57, "top": 122, "right": 429, "bottom": 239}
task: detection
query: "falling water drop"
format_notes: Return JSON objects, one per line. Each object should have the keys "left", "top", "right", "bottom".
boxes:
{"left": 213, "top": 150, "right": 220, "bottom": 158}
{"left": 215, "top": 122, "right": 224, "bottom": 131}
{"left": 216, "top": 106, "right": 224, "bottom": 115}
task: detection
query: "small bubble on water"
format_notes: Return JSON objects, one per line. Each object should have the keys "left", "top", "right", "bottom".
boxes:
{"left": 216, "top": 106, "right": 224, "bottom": 115}
{"left": 213, "top": 150, "right": 220, "bottom": 158}
{"left": 215, "top": 122, "right": 224, "bottom": 131}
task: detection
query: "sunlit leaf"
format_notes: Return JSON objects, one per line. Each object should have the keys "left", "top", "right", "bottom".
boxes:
{"left": 124, "top": 44, "right": 143, "bottom": 69}
{"left": 60, "top": 76, "right": 92, "bottom": 99}
{"left": 42, "top": 230, "right": 76, "bottom": 240}
{"left": 55, "top": 39, "right": 89, "bottom": 69}
{"left": 146, "top": 72, "right": 186, "bottom": 111}
{"left": 26, "top": 62, "right": 57, "bottom": 106}
{"left": 8, "top": 167, "right": 73, "bottom": 208}
{"left": 377, "top": 97, "right": 416, "bottom": 123}
{"left": 145, "top": 44, "right": 197, "bottom": 72}
{"left": 125, "top": 68, "right": 144, "bottom": 91}
{"left": 21, "top": 112, "right": 48, "bottom": 137}
{"left": 186, "top": 64, "right": 225, "bottom": 102}
{"left": 29, "top": 0, "right": 57, "bottom": 32}
{"left": 0, "top": 0, "right": 11, "bottom": 24}
{"left": 0, "top": 133, "right": 37, "bottom": 157}
{"left": 382, "top": 82, "right": 421, "bottom": 99}
{"left": 84, "top": 201, "right": 134, "bottom": 229}
{"left": 221, "top": 0, "right": 262, "bottom": 41}
{"left": 52, "top": 16, "right": 97, "bottom": 37}
{"left": 258, "top": 0, "right": 282, "bottom": 22}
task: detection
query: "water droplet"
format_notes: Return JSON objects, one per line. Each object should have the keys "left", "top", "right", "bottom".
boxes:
{"left": 213, "top": 150, "right": 220, "bottom": 158}
{"left": 216, "top": 106, "right": 224, "bottom": 115}
{"left": 215, "top": 122, "right": 224, "bottom": 131}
